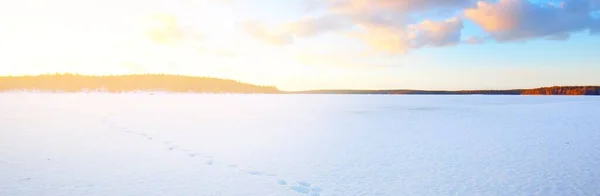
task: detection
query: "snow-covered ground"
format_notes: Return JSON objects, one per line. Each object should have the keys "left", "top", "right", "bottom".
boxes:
{"left": 1, "top": 93, "right": 600, "bottom": 196}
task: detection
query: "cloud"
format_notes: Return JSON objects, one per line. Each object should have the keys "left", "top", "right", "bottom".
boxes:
{"left": 351, "top": 27, "right": 414, "bottom": 54}
{"left": 145, "top": 13, "right": 239, "bottom": 59}
{"left": 337, "top": 1, "right": 468, "bottom": 53}
{"left": 146, "top": 14, "right": 202, "bottom": 45}
{"left": 242, "top": 0, "right": 600, "bottom": 54}
{"left": 243, "top": 0, "right": 469, "bottom": 53}
{"left": 464, "top": 0, "right": 600, "bottom": 41}
{"left": 352, "top": 17, "right": 464, "bottom": 53}
{"left": 241, "top": 15, "right": 351, "bottom": 45}
{"left": 283, "top": 15, "right": 352, "bottom": 38}
{"left": 411, "top": 18, "right": 464, "bottom": 47}
{"left": 241, "top": 21, "right": 293, "bottom": 46}
{"left": 328, "top": 0, "right": 474, "bottom": 27}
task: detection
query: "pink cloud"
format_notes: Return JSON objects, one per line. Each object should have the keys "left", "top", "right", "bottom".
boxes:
{"left": 353, "top": 18, "right": 464, "bottom": 54}
{"left": 242, "top": 0, "right": 600, "bottom": 53}
{"left": 243, "top": 0, "right": 468, "bottom": 53}
{"left": 464, "top": 0, "right": 599, "bottom": 41}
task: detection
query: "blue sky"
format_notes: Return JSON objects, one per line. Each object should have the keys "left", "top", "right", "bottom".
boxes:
{"left": 0, "top": 0, "right": 599, "bottom": 90}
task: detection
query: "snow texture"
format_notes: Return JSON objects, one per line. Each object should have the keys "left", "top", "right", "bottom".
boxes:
{"left": 1, "top": 93, "right": 600, "bottom": 196}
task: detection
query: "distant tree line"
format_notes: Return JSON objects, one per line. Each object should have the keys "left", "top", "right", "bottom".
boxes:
{"left": 294, "top": 86, "right": 600, "bottom": 95}
{"left": 1, "top": 74, "right": 598, "bottom": 95}
{"left": 0, "top": 74, "right": 280, "bottom": 93}
{"left": 520, "top": 86, "right": 600, "bottom": 95}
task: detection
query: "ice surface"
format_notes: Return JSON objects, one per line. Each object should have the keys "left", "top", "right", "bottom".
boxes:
{"left": 1, "top": 93, "right": 600, "bottom": 195}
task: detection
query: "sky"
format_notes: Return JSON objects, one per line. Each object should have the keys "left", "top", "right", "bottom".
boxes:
{"left": 1, "top": 0, "right": 599, "bottom": 91}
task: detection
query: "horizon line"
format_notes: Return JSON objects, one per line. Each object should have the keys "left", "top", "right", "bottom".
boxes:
{"left": 2, "top": 73, "right": 600, "bottom": 92}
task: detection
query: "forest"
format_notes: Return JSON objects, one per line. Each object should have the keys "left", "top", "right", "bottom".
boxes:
{"left": 294, "top": 86, "right": 600, "bottom": 95}
{"left": 1, "top": 74, "right": 598, "bottom": 95}
{"left": 0, "top": 74, "right": 280, "bottom": 93}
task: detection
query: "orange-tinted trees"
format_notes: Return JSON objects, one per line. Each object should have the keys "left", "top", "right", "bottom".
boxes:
{"left": 0, "top": 74, "right": 279, "bottom": 93}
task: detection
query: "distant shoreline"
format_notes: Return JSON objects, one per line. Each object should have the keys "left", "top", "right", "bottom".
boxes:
{"left": 1, "top": 74, "right": 599, "bottom": 95}
{"left": 287, "top": 87, "right": 600, "bottom": 95}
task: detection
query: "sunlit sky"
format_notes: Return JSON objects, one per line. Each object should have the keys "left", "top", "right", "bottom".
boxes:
{"left": 1, "top": 0, "right": 599, "bottom": 90}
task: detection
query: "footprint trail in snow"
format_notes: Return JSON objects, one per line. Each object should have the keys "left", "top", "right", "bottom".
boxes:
{"left": 101, "top": 112, "right": 324, "bottom": 195}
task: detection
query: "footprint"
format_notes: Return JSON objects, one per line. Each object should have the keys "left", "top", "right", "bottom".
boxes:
{"left": 306, "top": 186, "right": 322, "bottom": 196}
{"left": 311, "top": 187, "right": 322, "bottom": 193}
{"left": 277, "top": 180, "right": 287, "bottom": 185}
{"left": 290, "top": 184, "right": 310, "bottom": 194}
{"left": 111, "top": 126, "right": 319, "bottom": 194}
{"left": 298, "top": 181, "right": 311, "bottom": 187}
{"left": 310, "top": 187, "right": 322, "bottom": 196}
{"left": 139, "top": 134, "right": 152, "bottom": 140}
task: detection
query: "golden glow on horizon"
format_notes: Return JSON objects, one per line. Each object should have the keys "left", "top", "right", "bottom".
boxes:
{"left": 0, "top": 0, "right": 306, "bottom": 86}
{"left": 3, "top": 0, "right": 600, "bottom": 91}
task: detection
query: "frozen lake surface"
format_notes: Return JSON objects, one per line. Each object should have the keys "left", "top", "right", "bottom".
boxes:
{"left": 1, "top": 93, "right": 600, "bottom": 196}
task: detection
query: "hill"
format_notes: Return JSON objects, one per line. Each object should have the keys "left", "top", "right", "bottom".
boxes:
{"left": 0, "top": 74, "right": 279, "bottom": 93}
